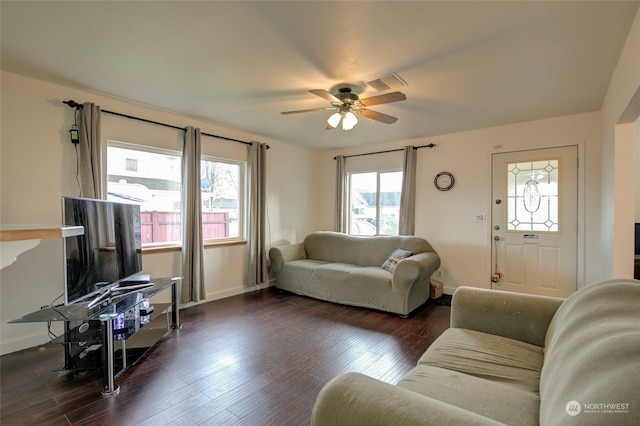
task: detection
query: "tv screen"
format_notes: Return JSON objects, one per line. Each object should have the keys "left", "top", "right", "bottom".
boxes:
{"left": 636, "top": 223, "right": 640, "bottom": 256}
{"left": 63, "top": 196, "right": 142, "bottom": 304}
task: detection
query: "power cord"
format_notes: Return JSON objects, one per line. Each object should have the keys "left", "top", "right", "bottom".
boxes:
{"left": 74, "top": 143, "right": 82, "bottom": 197}
{"left": 46, "top": 293, "right": 65, "bottom": 340}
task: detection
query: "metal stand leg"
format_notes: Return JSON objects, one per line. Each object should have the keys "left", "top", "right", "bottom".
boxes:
{"left": 100, "top": 314, "right": 120, "bottom": 396}
{"left": 121, "top": 339, "right": 127, "bottom": 370}
{"left": 171, "top": 280, "right": 181, "bottom": 329}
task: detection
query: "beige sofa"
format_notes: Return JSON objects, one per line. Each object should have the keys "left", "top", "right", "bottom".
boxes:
{"left": 268, "top": 231, "right": 441, "bottom": 316}
{"left": 312, "top": 279, "right": 640, "bottom": 425}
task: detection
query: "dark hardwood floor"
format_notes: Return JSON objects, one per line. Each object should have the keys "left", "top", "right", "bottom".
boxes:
{"left": 1, "top": 287, "right": 450, "bottom": 426}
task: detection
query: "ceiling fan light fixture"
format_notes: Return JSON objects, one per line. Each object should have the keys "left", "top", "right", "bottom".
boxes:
{"left": 342, "top": 111, "right": 358, "bottom": 130}
{"left": 283, "top": 87, "right": 405, "bottom": 130}
{"left": 327, "top": 112, "right": 342, "bottom": 128}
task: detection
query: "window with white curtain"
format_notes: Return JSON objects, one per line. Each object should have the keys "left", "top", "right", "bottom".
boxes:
{"left": 348, "top": 170, "right": 402, "bottom": 235}
{"left": 107, "top": 141, "right": 245, "bottom": 246}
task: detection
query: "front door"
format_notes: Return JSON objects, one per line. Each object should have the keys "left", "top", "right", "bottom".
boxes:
{"left": 491, "top": 146, "right": 578, "bottom": 297}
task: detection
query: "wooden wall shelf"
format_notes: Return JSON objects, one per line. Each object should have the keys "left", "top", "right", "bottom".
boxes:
{"left": 0, "top": 225, "right": 84, "bottom": 242}
{"left": 1, "top": 225, "right": 84, "bottom": 269}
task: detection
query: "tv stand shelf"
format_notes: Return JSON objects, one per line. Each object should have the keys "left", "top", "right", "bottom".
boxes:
{"left": 50, "top": 302, "right": 171, "bottom": 344}
{"left": 10, "top": 277, "right": 181, "bottom": 396}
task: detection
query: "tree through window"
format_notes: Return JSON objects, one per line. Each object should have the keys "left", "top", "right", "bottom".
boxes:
{"left": 349, "top": 171, "right": 402, "bottom": 235}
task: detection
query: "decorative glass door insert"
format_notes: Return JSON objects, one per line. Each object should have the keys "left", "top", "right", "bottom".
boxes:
{"left": 506, "top": 159, "right": 559, "bottom": 232}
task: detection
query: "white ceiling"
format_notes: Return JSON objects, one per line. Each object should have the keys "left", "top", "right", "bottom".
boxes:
{"left": 1, "top": 1, "right": 638, "bottom": 150}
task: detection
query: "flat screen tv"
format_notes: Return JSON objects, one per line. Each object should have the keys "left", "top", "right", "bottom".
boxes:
{"left": 62, "top": 196, "right": 143, "bottom": 304}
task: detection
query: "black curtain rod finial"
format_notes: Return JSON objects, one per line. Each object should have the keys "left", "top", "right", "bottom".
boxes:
{"left": 63, "top": 100, "right": 83, "bottom": 109}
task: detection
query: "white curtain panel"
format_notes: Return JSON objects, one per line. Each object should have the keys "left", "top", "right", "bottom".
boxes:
{"left": 399, "top": 145, "right": 417, "bottom": 235}
{"left": 334, "top": 155, "right": 347, "bottom": 233}
{"left": 181, "top": 126, "right": 205, "bottom": 302}
{"left": 247, "top": 142, "right": 268, "bottom": 286}
{"left": 78, "top": 102, "right": 102, "bottom": 199}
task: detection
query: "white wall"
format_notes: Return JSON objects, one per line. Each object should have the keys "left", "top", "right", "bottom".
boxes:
{"left": 637, "top": 117, "right": 640, "bottom": 223}
{"left": 315, "top": 112, "right": 602, "bottom": 295}
{"left": 0, "top": 71, "right": 317, "bottom": 354}
{"left": 613, "top": 122, "right": 638, "bottom": 278}
{"left": 264, "top": 141, "right": 319, "bottom": 248}
{"left": 600, "top": 8, "right": 640, "bottom": 280}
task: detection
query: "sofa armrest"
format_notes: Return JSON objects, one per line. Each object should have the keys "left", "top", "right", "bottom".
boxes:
{"left": 268, "top": 243, "right": 306, "bottom": 274}
{"left": 312, "top": 372, "right": 503, "bottom": 426}
{"left": 451, "top": 286, "right": 564, "bottom": 347}
{"left": 392, "top": 252, "right": 441, "bottom": 293}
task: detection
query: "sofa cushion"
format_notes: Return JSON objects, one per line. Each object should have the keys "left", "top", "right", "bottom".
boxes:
{"left": 397, "top": 365, "right": 539, "bottom": 425}
{"left": 381, "top": 248, "right": 414, "bottom": 272}
{"left": 418, "top": 328, "right": 544, "bottom": 394}
{"left": 276, "top": 259, "right": 329, "bottom": 295}
{"left": 313, "top": 263, "right": 391, "bottom": 284}
{"left": 540, "top": 279, "right": 640, "bottom": 425}
{"left": 313, "top": 372, "right": 506, "bottom": 426}
{"left": 279, "top": 261, "right": 408, "bottom": 310}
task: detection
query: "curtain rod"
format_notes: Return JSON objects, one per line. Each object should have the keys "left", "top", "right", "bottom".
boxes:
{"left": 63, "top": 99, "right": 263, "bottom": 147}
{"left": 333, "top": 143, "right": 436, "bottom": 160}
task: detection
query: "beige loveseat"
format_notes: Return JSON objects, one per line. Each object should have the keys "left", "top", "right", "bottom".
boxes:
{"left": 312, "top": 279, "right": 640, "bottom": 425}
{"left": 268, "top": 231, "right": 441, "bottom": 316}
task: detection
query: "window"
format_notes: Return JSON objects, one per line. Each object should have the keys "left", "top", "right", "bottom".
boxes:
{"left": 200, "top": 156, "right": 244, "bottom": 241}
{"left": 107, "top": 142, "right": 245, "bottom": 246}
{"left": 506, "top": 158, "right": 559, "bottom": 232}
{"left": 349, "top": 170, "right": 402, "bottom": 235}
{"left": 125, "top": 158, "right": 138, "bottom": 172}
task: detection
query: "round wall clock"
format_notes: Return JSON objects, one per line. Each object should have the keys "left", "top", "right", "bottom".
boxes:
{"left": 434, "top": 171, "right": 455, "bottom": 191}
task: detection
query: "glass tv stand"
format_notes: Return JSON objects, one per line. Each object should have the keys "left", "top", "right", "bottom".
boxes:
{"left": 10, "top": 277, "right": 181, "bottom": 396}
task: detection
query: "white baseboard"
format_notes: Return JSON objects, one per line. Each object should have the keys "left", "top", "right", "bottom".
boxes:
{"left": 178, "top": 282, "right": 274, "bottom": 310}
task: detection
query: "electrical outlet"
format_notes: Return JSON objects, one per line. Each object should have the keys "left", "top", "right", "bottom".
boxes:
{"left": 435, "top": 269, "right": 444, "bottom": 280}
{"left": 475, "top": 213, "right": 486, "bottom": 223}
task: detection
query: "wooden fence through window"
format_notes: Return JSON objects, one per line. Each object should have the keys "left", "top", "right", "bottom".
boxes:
{"left": 140, "top": 211, "right": 229, "bottom": 243}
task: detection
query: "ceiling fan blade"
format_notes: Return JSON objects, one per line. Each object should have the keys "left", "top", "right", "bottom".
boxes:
{"left": 309, "top": 89, "right": 341, "bottom": 103}
{"left": 360, "top": 109, "right": 398, "bottom": 124}
{"left": 359, "top": 91, "right": 406, "bottom": 107}
{"left": 281, "top": 107, "right": 332, "bottom": 115}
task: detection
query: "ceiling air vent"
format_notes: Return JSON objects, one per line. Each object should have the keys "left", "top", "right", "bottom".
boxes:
{"left": 366, "top": 73, "right": 407, "bottom": 92}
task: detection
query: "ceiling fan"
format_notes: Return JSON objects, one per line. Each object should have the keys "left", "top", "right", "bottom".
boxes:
{"left": 281, "top": 88, "right": 406, "bottom": 130}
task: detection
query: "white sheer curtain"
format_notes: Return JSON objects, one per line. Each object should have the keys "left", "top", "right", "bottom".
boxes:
{"left": 334, "top": 155, "right": 347, "bottom": 233}
{"left": 247, "top": 142, "right": 268, "bottom": 286}
{"left": 181, "top": 126, "right": 205, "bottom": 302}
{"left": 78, "top": 102, "right": 102, "bottom": 198}
{"left": 399, "top": 145, "right": 417, "bottom": 235}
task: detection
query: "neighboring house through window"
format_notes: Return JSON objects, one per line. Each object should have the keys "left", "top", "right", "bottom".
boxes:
{"left": 349, "top": 170, "right": 402, "bottom": 235}
{"left": 107, "top": 141, "right": 245, "bottom": 246}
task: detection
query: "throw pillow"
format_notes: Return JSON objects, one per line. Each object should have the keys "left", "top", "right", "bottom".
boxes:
{"left": 381, "top": 248, "right": 413, "bottom": 272}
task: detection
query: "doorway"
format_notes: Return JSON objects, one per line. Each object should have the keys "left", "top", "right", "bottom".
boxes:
{"left": 491, "top": 146, "right": 578, "bottom": 297}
